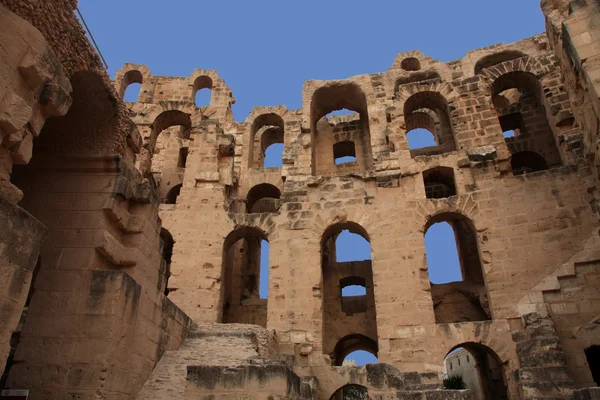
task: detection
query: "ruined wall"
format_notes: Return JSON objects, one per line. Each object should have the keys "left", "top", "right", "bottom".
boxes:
{"left": 0, "top": 2, "right": 194, "bottom": 398}
{"left": 1, "top": 0, "right": 600, "bottom": 398}
{"left": 116, "top": 23, "right": 600, "bottom": 399}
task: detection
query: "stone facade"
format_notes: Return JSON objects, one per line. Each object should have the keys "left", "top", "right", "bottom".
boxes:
{"left": 1, "top": 0, "right": 600, "bottom": 399}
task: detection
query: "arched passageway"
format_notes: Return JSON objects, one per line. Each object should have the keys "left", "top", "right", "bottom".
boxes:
{"left": 221, "top": 227, "right": 269, "bottom": 327}
{"left": 321, "top": 222, "right": 378, "bottom": 365}
{"left": 443, "top": 343, "right": 508, "bottom": 400}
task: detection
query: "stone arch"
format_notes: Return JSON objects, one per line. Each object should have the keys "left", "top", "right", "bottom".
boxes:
{"left": 192, "top": 75, "right": 213, "bottom": 107}
{"left": 423, "top": 212, "right": 490, "bottom": 324}
{"left": 248, "top": 113, "right": 285, "bottom": 168}
{"left": 482, "top": 61, "right": 562, "bottom": 169}
{"left": 320, "top": 221, "right": 378, "bottom": 366}
{"left": 115, "top": 63, "right": 152, "bottom": 101}
{"left": 140, "top": 109, "right": 192, "bottom": 174}
{"left": 246, "top": 183, "right": 281, "bottom": 213}
{"left": 401, "top": 57, "right": 421, "bottom": 71}
{"left": 474, "top": 50, "right": 528, "bottom": 75}
{"left": 398, "top": 86, "right": 457, "bottom": 157}
{"left": 310, "top": 82, "right": 373, "bottom": 175}
{"left": 417, "top": 194, "right": 483, "bottom": 232}
{"left": 164, "top": 183, "right": 182, "bottom": 205}
{"left": 443, "top": 342, "right": 510, "bottom": 400}
{"left": 329, "top": 384, "right": 371, "bottom": 400}
{"left": 220, "top": 225, "right": 271, "bottom": 326}
{"left": 332, "top": 334, "right": 378, "bottom": 366}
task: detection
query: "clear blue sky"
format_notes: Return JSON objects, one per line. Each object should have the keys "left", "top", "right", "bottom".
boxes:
{"left": 78, "top": 0, "right": 545, "bottom": 367}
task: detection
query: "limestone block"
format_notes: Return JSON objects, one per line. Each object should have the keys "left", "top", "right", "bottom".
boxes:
{"left": 0, "top": 92, "right": 31, "bottom": 137}
{"left": 9, "top": 130, "right": 32, "bottom": 164}
{"left": 94, "top": 230, "right": 138, "bottom": 266}
{"left": 467, "top": 145, "right": 497, "bottom": 162}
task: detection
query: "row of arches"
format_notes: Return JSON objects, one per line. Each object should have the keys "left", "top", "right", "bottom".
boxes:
{"left": 120, "top": 70, "right": 214, "bottom": 106}
{"left": 214, "top": 212, "right": 490, "bottom": 336}
{"left": 328, "top": 342, "right": 509, "bottom": 400}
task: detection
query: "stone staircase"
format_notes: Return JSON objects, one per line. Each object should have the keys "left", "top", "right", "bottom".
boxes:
{"left": 513, "top": 313, "right": 576, "bottom": 399}
{"left": 136, "top": 323, "right": 284, "bottom": 399}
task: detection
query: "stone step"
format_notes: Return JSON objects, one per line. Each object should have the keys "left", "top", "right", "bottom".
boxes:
{"left": 136, "top": 323, "right": 276, "bottom": 399}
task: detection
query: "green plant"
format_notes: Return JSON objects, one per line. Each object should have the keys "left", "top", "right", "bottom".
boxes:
{"left": 443, "top": 374, "right": 467, "bottom": 390}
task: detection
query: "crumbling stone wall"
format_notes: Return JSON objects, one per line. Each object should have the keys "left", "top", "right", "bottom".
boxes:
{"left": 1, "top": 0, "right": 600, "bottom": 399}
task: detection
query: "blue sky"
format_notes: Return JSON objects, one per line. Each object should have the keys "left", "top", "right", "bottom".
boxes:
{"left": 78, "top": 0, "right": 546, "bottom": 367}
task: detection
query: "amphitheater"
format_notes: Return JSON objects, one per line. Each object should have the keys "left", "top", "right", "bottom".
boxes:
{"left": 1, "top": 0, "right": 600, "bottom": 399}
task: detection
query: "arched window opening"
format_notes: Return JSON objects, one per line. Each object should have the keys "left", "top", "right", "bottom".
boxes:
{"left": 423, "top": 167, "right": 456, "bottom": 199}
{"left": 330, "top": 385, "right": 369, "bottom": 400}
{"left": 250, "top": 114, "right": 285, "bottom": 168}
{"left": 334, "top": 140, "right": 357, "bottom": 165}
{"left": 332, "top": 334, "right": 378, "bottom": 367}
{"left": 177, "top": 147, "right": 189, "bottom": 168}
{"left": 221, "top": 228, "right": 269, "bottom": 327}
{"left": 474, "top": 50, "right": 527, "bottom": 75}
{"left": 322, "top": 223, "right": 377, "bottom": 362}
{"left": 585, "top": 346, "right": 600, "bottom": 385}
{"left": 142, "top": 110, "right": 192, "bottom": 174}
{"left": 124, "top": 83, "right": 141, "bottom": 102}
{"left": 193, "top": 75, "right": 213, "bottom": 107}
{"left": 511, "top": 151, "right": 548, "bottom": 176}
{"left": 343, "top": 351, "right": 378, "bottom": 367}
{"left": 311, "top": 84, "right": 372, "bottom": 175}
{"left": 492, "top": 71, "right": 561, "bottom": 168}
{"left": 407, "top": 128, "right": 437, "bottom": 149}
{"left": 335, "top": 230, "right": 371, "bottom": 262}
{"left": 119, "top": 69, "right": 143, "bottom": 101}
{"left": 246, "top": 183, "right": 281, "bottom": 213}
{"left": 160, "top": 229, "right": 175, "bottom": 296}
{"left": 425, "top": 215, "right": 490, "bottom": 324}
{"left": 401, "top": 57, "right": 421, "bottom": 71}
{"left": 264, "top": 143, "right": 284, "bottom": 168}
{"left": 443, "top": 344, "right": 508, "bottom": 400}
{"left": 404, "top": 91, "right": 455, "bottom": 157}
{"left": 164, "top": 184, "right": 182, "bottom": 204}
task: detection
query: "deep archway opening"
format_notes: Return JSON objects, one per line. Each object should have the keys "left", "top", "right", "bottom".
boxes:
{"left": 264, "top": 143, "right": 284, "bottom": 168}
{"left": 249, "top": 113, "right": 285, "bottom": 169}
{"left": 342, "top": 350, "right": 378, "bottom": 367}
{"left": 404, "top": 91, "right": 455, "bottom": 157}
{"left": 401, "top": 57, "right": 421, "bottom": 71}
{"left": 425, "top": 214, "right": 490, "bottom": 324}
{"left": 322, "top": 223, "right": 378, "bottom": 364}
{"left": 119, "top": 69, "right": 143, "bottom": 101}
{"left": 246, "top": 183, "right": 281, "bottom": 213}
{"left": 407, "top": 128, "right": 437, "bottom": 149}
{"left": 511, "top": 151, "right": 548, "bottom": 176}
{"left": 443, "top": 344, "right": 508, "bottom": 400}
{"left": 311, "top": 85, "right": 372, "bottom": 175}
{"left": 221, "top": 228, "right": 269, "bottom": 327}
{"left": 124, "top": 83, "right": 141, "bottom": 102}
{"left": 164, "top": 184, "right": 182, "bottom": 205}
{"left": 142, "top": 110, "right": 192, "bottom": 175}
{"left": 193, "top": 75, "right": 213, "bottom": 107}
{"left": 333, "top": 334, "right": 379, "bottom": 367}
{"left": 492, "top": 71, "right": 561, "bottom": 169}
{"left": 330, "top": 384, "right": 369, "bottom": 400}
{"left": 423, "top": 167, "right": 456, "bottom": 199}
